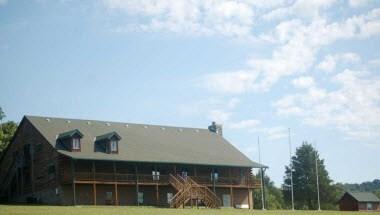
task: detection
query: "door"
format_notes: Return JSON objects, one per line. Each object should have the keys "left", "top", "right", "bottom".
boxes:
{"left": 222, "top": 194, "right": 231, "bottom": 207}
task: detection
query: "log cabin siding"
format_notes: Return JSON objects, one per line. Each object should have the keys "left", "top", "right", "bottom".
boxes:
{"left": 0, "top": 118, "right": 60, "bottom": 203}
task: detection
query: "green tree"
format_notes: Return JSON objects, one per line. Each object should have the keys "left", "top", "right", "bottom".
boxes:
{"left": 283, "top": 142, "right": 341, "bottom": 210}
{"left": 0, "top": 107, "right": 5, "bottom": 121}
{"left": 0, "top": 107, "right": 18, "bottom": 157}
{"left": 375, "top": 189, "right": 380, "bottom": 199}
{"left": 253, "top": 173, "right": 285, "bottom": 209}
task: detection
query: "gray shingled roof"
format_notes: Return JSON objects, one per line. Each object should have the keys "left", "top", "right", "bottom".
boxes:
{"left": 26, "top": 116, "right": 266, "bottom": 168}
{"left": 347, "top": 192, "right": 380, "bottom": 202}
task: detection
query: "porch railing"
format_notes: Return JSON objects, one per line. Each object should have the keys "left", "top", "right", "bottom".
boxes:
{"left": 69, "top": 172, "right": 261, "bottom": 188}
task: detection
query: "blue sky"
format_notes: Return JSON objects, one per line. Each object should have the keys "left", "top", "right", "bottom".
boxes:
{"left": 1, "top": 0, "right": 379, "bottom": 186}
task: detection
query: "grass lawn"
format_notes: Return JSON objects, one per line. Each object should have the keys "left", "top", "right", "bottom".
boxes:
{"left": 1, "top": 206, "right": 380, "bottom": 215}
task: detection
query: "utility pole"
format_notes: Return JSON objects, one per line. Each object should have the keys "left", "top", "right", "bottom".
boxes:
{"left": 258, "top": 136, "right": 265, "bottom": 210}
{"left": 314, "top": 142, "right": 321, "bottom": 211}
{"left": 288, "top": 128, "right": 295, "bottom": 211}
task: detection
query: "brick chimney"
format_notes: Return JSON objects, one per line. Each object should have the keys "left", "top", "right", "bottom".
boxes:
{"left": 208, "top": 121, "right": 223, "bottom": 136}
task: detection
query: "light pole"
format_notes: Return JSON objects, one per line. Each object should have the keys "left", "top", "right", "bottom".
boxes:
{"left": 258, "top": 136, "right": 265, "bottom": 210}
{"left": 288, "top": 128, "right": 295, "bottom": 211}
{"left": 314, "top": 143, "right": 321, "bottom": 211}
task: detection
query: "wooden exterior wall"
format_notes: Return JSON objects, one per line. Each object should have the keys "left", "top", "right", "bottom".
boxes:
{"left": 339, "top": 193, "right": 380, "bottom": 211}
{"left": 0, "top": 118, "right": 60, "bottom": 204}
{"left": 358, "top": 202, "right": 380, "bottom": 211}
{"left": 339, "top": 194, "right": 358, "bottom": 211}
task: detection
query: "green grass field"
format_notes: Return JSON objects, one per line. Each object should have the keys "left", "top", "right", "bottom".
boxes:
{"left": 1, "top": 206, "right": 380, "bottom": 215}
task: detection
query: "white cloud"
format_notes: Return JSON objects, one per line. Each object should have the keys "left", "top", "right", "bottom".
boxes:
{"left": 292, "top": 76, "right": 315, "bottom": 89}
{"left": 204, "top": 70, "right": 259, "bottom": 94}
{"left": 203, "top": 8, "right": 380, "bottom": 93}
{"left": 275, "top": 69, "right": 380, "bottom": 140}
{"left": 259, "top": 126, "right": 289, "bottom": 140}
{"left": 208, "top": 109, "right": 231, "bottom": 123}
{"left": 369, "top": 59, "right": 380, "bottom": 67}
{"left": 349, "top": 0, "right": 373, "bottom": 8}
{"left": 263, "top": 0, "right": 338, "bottom": 21}
{"left": 226, "top": 97, "right": 240, "bottom": 109}
{"left": 103, "top": 0, "right": 256, "bottom": 38}
{"left": 317, "top": 52, "right": 361, "bottom": 73}
{"left": 226, "top": 119, "right": 261, "bottom": 129}
{"left": 226, "top": 119, "right": 288, "bottom": 140}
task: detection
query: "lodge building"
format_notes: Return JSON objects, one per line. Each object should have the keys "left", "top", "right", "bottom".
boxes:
{"left": 0, "top": 116, "right": 266, "bottom": 208}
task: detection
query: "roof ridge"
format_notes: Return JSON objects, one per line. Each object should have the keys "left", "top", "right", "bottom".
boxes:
{"left": 25, "top": 115, "right": 209, "bottom": 131}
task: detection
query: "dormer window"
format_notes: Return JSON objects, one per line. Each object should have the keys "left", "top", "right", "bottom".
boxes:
{"left": 57, "top": 129, "right": 84, "bottom": 152}
{"left": 72, "top": 138, "right": 81, "bottom": 150}
{"left": 110, "top": 140, "right": 118, "bottom": 153}
{"left": 95, "top": 131, "right": 121, "bottom": 154}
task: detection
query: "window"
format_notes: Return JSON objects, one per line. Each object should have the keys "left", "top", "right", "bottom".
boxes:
{"left": 181, "top": 171, "right": 188, "bottom": 179}
{"left": 48, "top": 164, "right": 56, "bottom": 174}
{"left": 110, "top": 140, "right": 118, "bottom": 152}
{"left": 367, "top": 203, "right": 373, "bottom": 210}
{"left": 138, "top": 192, "right": 144, "bottom": 204}
{"left": 36, "top": 143, "right": 43, "bottom": 152}
{"left": 48, "top": 164, "right": 56, "bottom": 179}
{"left": 211, "top": 172, "right": 219, "bottom": 182}
{"left": 105, "top": 192, "right": 113, "bottom": 205}
{"left": 72, "top": 138, "right": 80, "bottom": 150}
{"left": 23, "top": 144, "right": 31, "bottom": 162}
{"left": 152, "top": 171, "right": 160, "bottom": 181}
{"left": 167, "top": 193, "right": 173, "bottom": 204}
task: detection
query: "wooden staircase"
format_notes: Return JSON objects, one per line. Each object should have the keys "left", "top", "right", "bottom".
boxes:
{"left": 169, "top": 174, "right": 221, "bottom": 208}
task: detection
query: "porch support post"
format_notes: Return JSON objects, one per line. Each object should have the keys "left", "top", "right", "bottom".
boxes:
{"left": 230, "top": 187, "right": 234, "bottom": 208}
{"left": 71, "top": 159, "right": 76, "bottom": 205}
{"left": 92, "top": 161, "right": 96, "bottom": 205}
{"left": 156, "top": 184, "right": 159, "bottom": 206}
{"left": 93, "top": 183, "right": 97, "bottom": 205}
{"left": 135, "top": 164, "right": 139, "bottom": 206}
{"left": 248, "top": 188, "right": 253, "bottom": 210}
{"left": 115, "top": 183, "right": 118, "bottom": 205}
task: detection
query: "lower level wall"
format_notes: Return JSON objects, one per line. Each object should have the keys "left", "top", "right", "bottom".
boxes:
{"left": 43, "top": 184, "right": 254, "bottom": 208}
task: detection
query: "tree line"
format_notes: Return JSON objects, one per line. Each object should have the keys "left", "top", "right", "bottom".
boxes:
{"left": 254, "top": 142, "right": 380, "bottom": 210}
{"left": 0, "top": 107, "right": 17, "bottom": 158}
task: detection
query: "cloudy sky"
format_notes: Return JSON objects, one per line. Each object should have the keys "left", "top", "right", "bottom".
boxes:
{"left": 1, "top": 0, "right": 379, "bottom": 186}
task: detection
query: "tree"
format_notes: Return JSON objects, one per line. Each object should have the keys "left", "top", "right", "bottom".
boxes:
{"left": 283, "top": 142, "right": 341, "bottom": 210}
{"left": 0, "top": 107, "right": 17, "bottom": 157}
{"left": 253, "top": 173, "right": 285, "bottom": 209}
{"left": 0, "top": 107, "right": 5, "bottom": 121}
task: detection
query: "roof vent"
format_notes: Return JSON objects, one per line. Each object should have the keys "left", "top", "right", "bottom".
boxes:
{"left": 46, "top": 118, "right": 50, "bottom": 122}
{"left": 106, "top": 122, "right": 111, "bottom": 126}
{"left": 66, "top": 120, "right": 71, "bottom": 123}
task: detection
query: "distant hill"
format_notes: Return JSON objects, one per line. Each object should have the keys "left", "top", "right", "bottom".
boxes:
{"left": 336, "top": 179, "right": 380, "bottom": 198}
